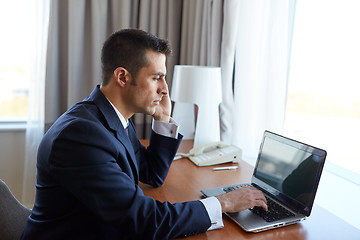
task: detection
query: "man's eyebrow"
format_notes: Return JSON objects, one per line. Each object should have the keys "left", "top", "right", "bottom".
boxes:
{"left": 153, "top": 72, "right": 166, "bottom": 77}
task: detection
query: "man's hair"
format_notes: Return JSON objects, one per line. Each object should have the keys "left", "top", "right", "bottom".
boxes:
{"left": 101, "top": 29, "right": 172, "bottom": 85}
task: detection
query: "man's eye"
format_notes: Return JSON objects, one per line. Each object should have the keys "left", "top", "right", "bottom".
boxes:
{"left": 154, "top": 76, "right": 161, "bottom": 81}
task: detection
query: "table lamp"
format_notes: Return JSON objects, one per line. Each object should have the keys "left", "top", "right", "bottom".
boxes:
{"left": 171, "top": 65, "right": 222, "bottom": 147}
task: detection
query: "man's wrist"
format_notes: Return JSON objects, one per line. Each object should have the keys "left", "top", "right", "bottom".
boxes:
{"left": 215, "top": 195, "right": 228, "bottom": 213}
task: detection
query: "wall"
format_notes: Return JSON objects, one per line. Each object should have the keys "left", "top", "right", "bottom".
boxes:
{"left": 0, "top": 129, "right": 26, "bottom": 202}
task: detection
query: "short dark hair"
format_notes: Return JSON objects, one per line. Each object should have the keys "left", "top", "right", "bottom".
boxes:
{"left": 101, "top": 29, "right": 172, "bottom": 85}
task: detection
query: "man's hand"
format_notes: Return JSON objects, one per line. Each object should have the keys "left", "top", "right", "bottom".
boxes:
{"left": 216, "top": 186, "right": 268, "bottom": 213}
{"left": 152, "top": 81, "right": 171, "bottom": 123}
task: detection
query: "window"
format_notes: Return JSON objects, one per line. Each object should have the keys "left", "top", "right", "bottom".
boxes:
{"left": 0, "top": 1, "right": 37, "bottom": 122}
{"left": 284, "top": 0, "right": 360, "bottom": 184}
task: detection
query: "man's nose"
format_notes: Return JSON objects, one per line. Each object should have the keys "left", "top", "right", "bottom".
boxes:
{"left": 158, "top": 78, "right": 168, "bottom": 95}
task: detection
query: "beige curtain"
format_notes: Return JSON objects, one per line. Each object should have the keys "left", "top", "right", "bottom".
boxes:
{"left": 180, "top": 0, "right": 223, "bottom": 66}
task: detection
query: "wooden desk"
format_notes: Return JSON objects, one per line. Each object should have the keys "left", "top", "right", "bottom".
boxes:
{"left": 139, "top": 140, "right": 360, "bottom": 239}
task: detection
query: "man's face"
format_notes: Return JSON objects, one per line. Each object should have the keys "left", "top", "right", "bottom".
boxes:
{"left": 127, "top": 50, "right": 168, "bottom": 116}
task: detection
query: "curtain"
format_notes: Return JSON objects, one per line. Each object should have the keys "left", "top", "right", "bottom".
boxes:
{"left": 221, "top": 0, "right": 297, "bottom": 165}
{"left": 22, "top": 0, "right": 50, "bottom": 207}
{"left": 44, "top": 0, "right": 183, "bottom": 139}
{"left": 45, "top": 0, "right": 134, "bottom": 131}
{"left": 180, "top": 0, "right": 223, "bottom": 66}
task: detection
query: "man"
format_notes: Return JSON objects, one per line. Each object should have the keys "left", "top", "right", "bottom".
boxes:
{"left": 22, "top": 29, "right": 267, "bottom": 239}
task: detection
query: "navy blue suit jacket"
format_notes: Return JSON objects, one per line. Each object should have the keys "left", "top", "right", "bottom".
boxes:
{"left": 21, "top": 86, "right": 211, "bottom": 240}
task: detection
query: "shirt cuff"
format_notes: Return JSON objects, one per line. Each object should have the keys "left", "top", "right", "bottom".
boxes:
{"left": 200, "top": 197, "right": 224, "bottom": 230}
{"left": 152, "top": 118, "right": 179, "bottom": 139}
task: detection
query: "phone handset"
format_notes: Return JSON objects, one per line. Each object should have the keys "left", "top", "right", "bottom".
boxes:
{"left": 187, "top": 141, "right": 242, "bottom": 166}
{"left": 189, "top": 141, "right": 230, "bottom": 156}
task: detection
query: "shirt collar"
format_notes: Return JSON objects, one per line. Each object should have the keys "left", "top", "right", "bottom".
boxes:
{"left": 106, "top": 98, "right": 128, "bottom": 129}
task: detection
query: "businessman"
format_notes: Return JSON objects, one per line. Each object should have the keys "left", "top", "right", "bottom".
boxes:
{"left": 22, "top": 29, "right": 267, "bottom": 239}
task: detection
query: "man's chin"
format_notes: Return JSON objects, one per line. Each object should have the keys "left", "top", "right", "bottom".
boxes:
{"left": 145, "top": 108, "right": 156, "bottom": 116}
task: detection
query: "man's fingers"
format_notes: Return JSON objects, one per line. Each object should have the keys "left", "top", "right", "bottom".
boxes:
{"left": 254, "top": 200, "right": 268, "bottom": 211}
{"left": 248, "top": 187, "right": 268, "bottom": 211}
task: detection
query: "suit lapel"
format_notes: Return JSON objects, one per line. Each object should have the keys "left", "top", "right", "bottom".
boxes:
{"left": 88, "top": 86, "right": 139, "bottom": 183}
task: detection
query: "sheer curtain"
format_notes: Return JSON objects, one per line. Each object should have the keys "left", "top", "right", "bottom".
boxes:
{"left": 22, "top": 0, "right": 50, "bottom": 207}
{"left": 221, "top": 0, "right": 297, "bottom": 165}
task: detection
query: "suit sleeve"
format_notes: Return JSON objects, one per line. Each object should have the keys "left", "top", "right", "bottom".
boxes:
{"left": 49, "top": 120, "right": 210, "bottom": 239}
{"left": 131, "top": 130, "right": 183, "bottom": 187}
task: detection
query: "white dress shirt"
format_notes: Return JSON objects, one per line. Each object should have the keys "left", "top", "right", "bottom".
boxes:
{"left": 107, "top": 99, "right": 224, "bottom": 230}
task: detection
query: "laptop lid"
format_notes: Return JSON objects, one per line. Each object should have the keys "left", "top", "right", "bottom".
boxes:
{"left": 252, "top": 130, "right": 327, "bottom": 216}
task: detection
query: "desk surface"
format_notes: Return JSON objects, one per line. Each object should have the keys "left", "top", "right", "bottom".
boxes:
{"left": 139, "top": 140, "right": 360, "bottom": 240}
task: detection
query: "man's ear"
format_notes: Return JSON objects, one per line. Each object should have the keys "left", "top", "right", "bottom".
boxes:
{"left": 113, "top": 67, "right": 131, "bottom": 87}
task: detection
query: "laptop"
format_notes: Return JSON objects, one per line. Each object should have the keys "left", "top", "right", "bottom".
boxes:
{"left": 200, "top": 130, "right": 327, "bottom": 232}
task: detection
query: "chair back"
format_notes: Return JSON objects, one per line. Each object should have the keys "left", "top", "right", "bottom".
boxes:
{"left": 0, "top": 179, "right": 31, "bottom": 240}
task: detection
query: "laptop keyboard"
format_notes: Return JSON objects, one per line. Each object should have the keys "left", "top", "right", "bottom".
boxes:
{"left": 250, "top": 196, "right": 295, "bottom": 222}
{"left": 223, "top": 184, "right": 245, "bottom": 192}
{"left": 223, "top": 184, "right": 295, "bottom": 222}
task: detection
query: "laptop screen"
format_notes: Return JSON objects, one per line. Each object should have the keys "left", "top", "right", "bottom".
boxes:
{"left": 252, "top": 131, "right": 327, "bottom": 216}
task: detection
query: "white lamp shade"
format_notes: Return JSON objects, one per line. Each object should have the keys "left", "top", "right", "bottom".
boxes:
{"left": 171, "top": 65, "right": 222, "bottom": 147}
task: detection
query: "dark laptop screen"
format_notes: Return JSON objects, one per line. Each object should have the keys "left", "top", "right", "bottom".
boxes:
{"left": 253, "top": 131, "right": 327, "bottom": 215}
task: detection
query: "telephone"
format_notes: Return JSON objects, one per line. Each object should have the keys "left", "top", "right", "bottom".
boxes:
{"left": 187, "top": 141, "right": 242, "bottom": 166}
